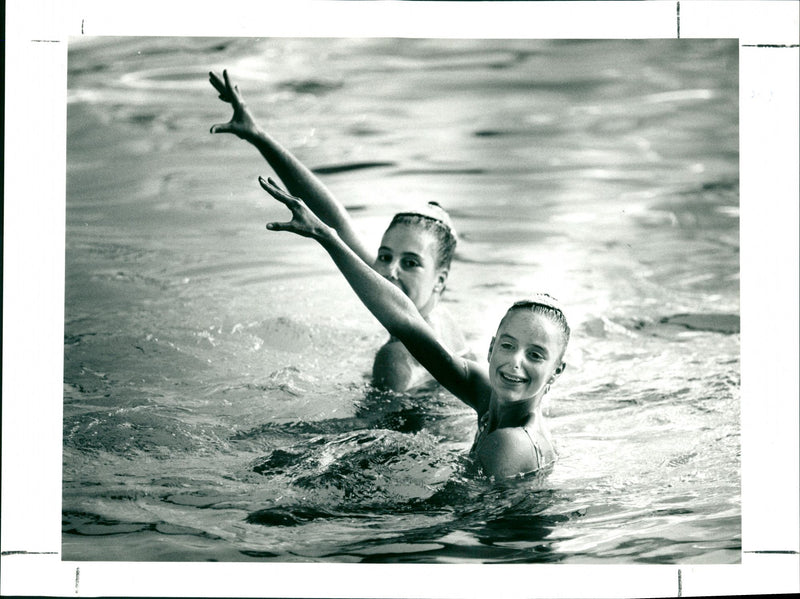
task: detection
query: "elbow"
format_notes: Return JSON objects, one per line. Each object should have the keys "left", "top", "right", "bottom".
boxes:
{"left": 382, "top": 310, "right": 421, "bottom": 345}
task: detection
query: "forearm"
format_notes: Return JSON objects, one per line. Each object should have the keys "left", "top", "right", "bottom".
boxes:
{"left": 316, "top": 229, "right": 477, "bottom": 405}
{"left": 248, "top": 130, "right": 371, "bottom": 263}
{"left": 317, "top": 228, "right": 423, "bottom": 342}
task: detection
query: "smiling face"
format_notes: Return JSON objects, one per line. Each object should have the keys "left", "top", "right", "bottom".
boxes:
{"left": 373, "top": 224, "right": 448, "bottom": 317}
{"left": 488, "top": 309, "right": 566, "bottom": 408}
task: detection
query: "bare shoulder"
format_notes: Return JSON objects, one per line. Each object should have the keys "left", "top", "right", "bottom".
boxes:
{"left": 475, "top": 427, "right": 540, "bottom": 479}
{"left": 372, "top": 339, "right": 427, "bottom": 391}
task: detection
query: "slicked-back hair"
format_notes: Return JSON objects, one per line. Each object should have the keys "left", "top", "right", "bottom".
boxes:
{"left": 387, "top": 209, "right": 457, "bottom": 271}
{"left": 500, "top": 298, "right": 571, "bottom": 361}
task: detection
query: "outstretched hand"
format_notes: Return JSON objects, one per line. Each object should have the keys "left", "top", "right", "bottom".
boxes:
{"left": 209, "top": 70, "right": 260, "bottom": 140}
{"left": 260, "top": 177, "right": 332, "bottom": 240}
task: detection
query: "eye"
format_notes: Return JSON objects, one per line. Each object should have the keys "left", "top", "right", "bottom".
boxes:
{"left": 499, "top": 341, "right": 514, "bottom": 350}
{"left": 401, "top": 257, "right": 421, "bottom": 269}
{"left": 377, "top": 253, "right": 391, "bottom": 263}
{"left": 527, "top": 351, "right": 544, "bottom": 361}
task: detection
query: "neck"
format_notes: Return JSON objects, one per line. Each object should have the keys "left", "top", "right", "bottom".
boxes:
{"left": 489, "top": 394, "right": 542, "bottom": 429}
{"left": 418, "top": 293, "right": 440, "bottom": 321}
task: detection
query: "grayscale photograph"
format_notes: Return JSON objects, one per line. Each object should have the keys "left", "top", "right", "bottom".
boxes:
{"left": 61, "top": 36, "right": 741, "bottom": 563}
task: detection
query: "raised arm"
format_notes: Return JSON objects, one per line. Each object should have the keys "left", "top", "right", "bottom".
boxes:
{"left": 260, "top": 177, "right": 488, "bottom": 409}
{"left": 209, "top": 70, "right": 372, "bottom": 264}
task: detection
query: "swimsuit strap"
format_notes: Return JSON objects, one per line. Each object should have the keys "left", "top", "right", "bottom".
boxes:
{"left": 521, "top": 426, "right": 545, "bottom": 469}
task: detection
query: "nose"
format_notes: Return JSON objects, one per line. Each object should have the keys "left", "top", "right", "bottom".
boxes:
{"left": 509, "top": 351, "right": 525, "bottom": 370}
{"left": 377, "top": 258, "right": 399, "bottom": 281}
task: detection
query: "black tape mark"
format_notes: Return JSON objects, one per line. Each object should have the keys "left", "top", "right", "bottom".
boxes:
{"left": 677, "top": 568, "right": 682, "bottom": 597}
{"left": 744, "top": 550, "right": 799, "bottom": 554}
{"left": 742, "top": 44, "right": 800, "bottom": 48}
{"left": 75, "top": 567, "right": 80, "bottom": 594}
{"left": 1, "top": 550, "right": 58, "bottom": 556}
{"left": 676, "top": 2, "right": 680, "bottom": 39}
{"left": 31, "top": 40, "right": 61, "bottom": 43}
{"left": 82, "top": 19, "right": 84, "bottom": 35}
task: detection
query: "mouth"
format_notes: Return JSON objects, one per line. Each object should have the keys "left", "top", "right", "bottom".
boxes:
{"left": 498, "top": 371, "right": 529, "bottom": 384}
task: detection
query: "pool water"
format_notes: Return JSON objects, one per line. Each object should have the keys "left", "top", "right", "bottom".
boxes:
{"left": 63, "top": 37, "right": 740, "bottom": 563}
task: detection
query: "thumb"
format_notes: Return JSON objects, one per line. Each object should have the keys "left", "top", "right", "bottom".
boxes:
{"left": 266, "top": 221, "right": 293, "bottom": 232}
{"left": 209, "top": 122, "right": 232, "bottom": 134}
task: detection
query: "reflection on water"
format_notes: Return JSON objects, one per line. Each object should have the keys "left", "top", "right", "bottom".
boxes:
{"left": 63, "top": 37, "right": 739, "bottom": 563}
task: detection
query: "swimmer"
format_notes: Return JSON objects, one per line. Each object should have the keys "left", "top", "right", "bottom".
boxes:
{"left": 209, "top": 70, "right": 470, "bottom": 391}
{"left": 258, "top": 178, "right": 569, "bottom": 480}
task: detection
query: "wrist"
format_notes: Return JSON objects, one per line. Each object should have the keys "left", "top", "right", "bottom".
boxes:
{"left": 241, "top": 126, "right": 265, "bottom": 143}
{"left": 317, "top": 224, "right": 339, "bottom": 245}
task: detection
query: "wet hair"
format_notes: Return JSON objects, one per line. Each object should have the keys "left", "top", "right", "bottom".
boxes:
{"left": 499, "top": 294, "right": 571, "bottom": 360}
{"left": 387, "top": 202, "right": 457, "bottom": 271}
